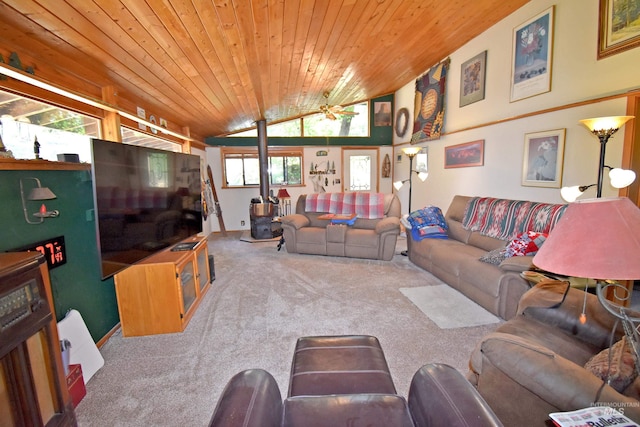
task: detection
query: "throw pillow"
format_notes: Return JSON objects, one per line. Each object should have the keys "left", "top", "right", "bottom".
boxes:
{"left": 584, "top": 336, "right": 637, "bottom": 392}
{"left": 505, "top": 231, "right": 548, "bottom": 257}
{"left": 479, "top": 248, "right": 509, "bottom": 265}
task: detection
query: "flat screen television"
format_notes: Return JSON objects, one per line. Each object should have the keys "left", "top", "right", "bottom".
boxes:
{"left": 90, "top": 138, "right": 202, "bottom": 279}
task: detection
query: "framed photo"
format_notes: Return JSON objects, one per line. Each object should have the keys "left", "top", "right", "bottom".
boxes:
{"left": 444, "top": 140, "right": 484, "bottom": 169}
{"left": 598, "top": 0, "right": 640, "bottom": 59}
{"left": 373, "top": 101, "right": 392, "bottom": 126}
{"left": 510, "top": 6, "right": 554, "bottom": 102}
{"left": 459, "top": 51, "right": 487, "bottom": 107}
{"left": 521, "top": 129, "right": 565, "bottom": 188}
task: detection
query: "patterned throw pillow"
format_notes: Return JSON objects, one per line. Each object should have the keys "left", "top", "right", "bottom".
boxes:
{"left": 505, "top": 231, "right": 548, "bottom": 257}
{"left": 479, "top": 248, "right": 509, "bottom": 265}
{"left": 585, "top": 336, "right": 637, "bottom": 392}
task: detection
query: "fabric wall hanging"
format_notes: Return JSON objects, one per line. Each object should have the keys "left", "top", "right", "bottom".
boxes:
{"left": 411, "top": 57, "right": 450, "bottom": 143}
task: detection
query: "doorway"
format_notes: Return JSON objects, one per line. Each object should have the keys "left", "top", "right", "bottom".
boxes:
{"left": 342, "top": 148, "right": 379, "bottom": 192}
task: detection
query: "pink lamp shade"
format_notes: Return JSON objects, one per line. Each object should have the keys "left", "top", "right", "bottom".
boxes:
{"left": 277, "top": 188, "right": 291, "bottom": 199}
{"left": 532, "top": 197, "right": 640, "bottom": 280}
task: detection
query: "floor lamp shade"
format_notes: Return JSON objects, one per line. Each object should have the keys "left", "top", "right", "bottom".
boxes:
{"left": 532, "top": 197, "right": 640, "bottom": 280}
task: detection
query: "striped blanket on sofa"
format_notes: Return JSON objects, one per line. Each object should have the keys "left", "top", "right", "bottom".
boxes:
{"left": 461, "top": 197, "right": 567, "bottom": 241}
{"left": 304, "top": 192, "right": 385, "bottom": 219}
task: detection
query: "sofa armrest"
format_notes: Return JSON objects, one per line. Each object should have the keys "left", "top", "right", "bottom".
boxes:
{"left": 475, "top": 334, "right": 640, "bottom": 423}
{"left": 209, "top": 369, "right": 282, "bottom": 427}
{"left": 375, "top": 216, "right": 401, "bottom": 234}
{"left": 408, "top": 363, "right": 503, "bottom": 427}
{"left": 517, "top": 282, "right": 624, "bottom": 349}
{"left": 281, "top": 214, "right": 310, "bottom": 230}
{"left": 499, "top": 255, "right": 534, "bottom": 273}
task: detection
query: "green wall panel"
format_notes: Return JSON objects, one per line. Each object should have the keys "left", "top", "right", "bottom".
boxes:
{"left": 0, "top": 168, "right": 119, "bottom": 342}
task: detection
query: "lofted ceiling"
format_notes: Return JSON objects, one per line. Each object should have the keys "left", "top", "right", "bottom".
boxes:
{"left": 0, "top": 0, "right": 529, "bottom": 140}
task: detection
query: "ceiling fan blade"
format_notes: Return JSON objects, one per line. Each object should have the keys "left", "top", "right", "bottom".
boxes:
{"left": 336, "top": 110, "right": 358, "bottom": 116}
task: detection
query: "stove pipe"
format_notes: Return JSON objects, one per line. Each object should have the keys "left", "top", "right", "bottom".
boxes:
{"left": 257, "top": 119, "right": 269, "bottom": 200}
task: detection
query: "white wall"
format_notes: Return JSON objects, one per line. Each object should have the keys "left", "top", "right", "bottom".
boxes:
{"left": 205, "top": 145, "right": 393, "bottom": 232}
{"left": 394, "top": 0, "right": 638, "bottom": 212}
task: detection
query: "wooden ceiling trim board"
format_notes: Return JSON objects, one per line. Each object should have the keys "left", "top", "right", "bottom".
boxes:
{"left": 265, "top": 0, "right": 284, "bottom": 121}
{"left": 320, "top": 0, "right": 386, "bottom": 102}
{"left": 134, "top": 0, "right": 234, "bottom": 118}
{"left": 285, "top": 0, "right": 315, "bottom": 109}
{"left": 100, "top": 0, "right": 222, "bottom": 121}
{"left": 249, "top": 0, "right": 273, "bottom": 117}
{"left": 296, "top": 0, "right": 343, "bottom": 113}
{"left": 35, "top": 0, "right": 202, "bottom": 123}
{"left": 172, "top": 1, "right": 250, "bottom": 119}
{"left": 212, "top": 0, "right": 263, "bottom": 127}
{"left": 304, "top": 0, "right": 360, "bottom": 111}
{"left": 275, "top": 0, "right": 299, "bottom": 119}
{"left": 290, "top": 0, "right": 330, "bottom": 107}
{"left": 194, "top": 2, "right": 257, "bottom": 123}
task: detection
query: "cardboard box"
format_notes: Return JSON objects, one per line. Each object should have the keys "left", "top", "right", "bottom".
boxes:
{"left": 65, "top": 364, "right": 86, "bottom": 408}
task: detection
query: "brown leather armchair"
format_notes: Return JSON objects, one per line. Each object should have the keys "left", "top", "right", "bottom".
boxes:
{"left": 210, "top": 334, "right": 502, "bottom": 427}
{"left": 209, "top": 364, "right": 502, "bottom": 427}
{"left": 469, "top": 282, "right": 640, "bottom": 426}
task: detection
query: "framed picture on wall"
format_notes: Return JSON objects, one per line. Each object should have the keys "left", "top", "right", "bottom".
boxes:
{"left": 521, "top": 129, "right": 565, "bottom": 188}
{"left": 373, "top": 101, "right": 392, "bottom": 126}
{"left": 459, "top": 51, "right": 487, "bottom": 107}
{"left": 510, "top": 6, "right": 554, "bottom": 102}
{"left": 598, "top": 0, "right": 640, "bottom": 59}
{"left": 444, "top": 140, "right": 484, "bottom": 169}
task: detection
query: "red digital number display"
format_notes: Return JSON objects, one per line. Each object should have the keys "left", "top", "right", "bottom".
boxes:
{"left": 12, "top": 236, "right": 67, "bottom": 270}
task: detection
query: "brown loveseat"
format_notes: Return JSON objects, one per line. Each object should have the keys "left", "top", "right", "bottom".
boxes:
{"left": 469, "top": 282, "right": 640, "bottom": 425}
{"left": 407, "top": 195, "right": 567, "bottom": 319}
{"left": 281, "top": 193, "right": 401, "bottom": 260}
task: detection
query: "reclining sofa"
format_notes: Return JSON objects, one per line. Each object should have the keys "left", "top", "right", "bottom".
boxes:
{"left": 209, "top": 335, "right": 502, "bottom": 426}
{"left": 469, "top": 282, "right": 640, "bottom": 425}
{"left": 407, "top": 195, "right": 567, "bottom": 319}
{"left": 281, "top": 192, "right": 401, "bottom": 260}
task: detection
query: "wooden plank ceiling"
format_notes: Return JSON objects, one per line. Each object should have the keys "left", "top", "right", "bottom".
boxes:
{"left": 0, "top": 0, "right": 529, "bottom": 139}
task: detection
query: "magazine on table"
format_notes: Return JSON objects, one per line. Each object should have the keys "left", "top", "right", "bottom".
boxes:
{"left": 549, "top": 406, "right": 639, "bottom": 427}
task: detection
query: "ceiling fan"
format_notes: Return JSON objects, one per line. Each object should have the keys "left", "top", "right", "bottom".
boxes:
{"left": 319, "top": 92, "right": 359, "bottom": 120}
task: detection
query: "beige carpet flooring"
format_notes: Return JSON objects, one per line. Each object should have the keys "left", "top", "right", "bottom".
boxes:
{"left": 74, "top": 233, "right": 502, "bottom": 426}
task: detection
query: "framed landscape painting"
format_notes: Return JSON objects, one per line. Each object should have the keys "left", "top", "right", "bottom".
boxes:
{"left": 510, "top": 6, "right": 554, "bottom": 102}
{"left": 444, "top": 140, "right": 484, "bottom": 169}
{"left": 459, "top": 51, "right": 487, "bottom": 107}
{"left": 598, "top": 0, "right": 640, "bottom": 58}
{"left": 521, "top": 129, "right": 565, "bottom": 188}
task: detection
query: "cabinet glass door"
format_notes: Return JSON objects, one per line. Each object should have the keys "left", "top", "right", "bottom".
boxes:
{"left": 179, "top": 261, "right": 197, "bottom": 315}
{"left": 196, "top": 247, "right": 209, "bottom": 292}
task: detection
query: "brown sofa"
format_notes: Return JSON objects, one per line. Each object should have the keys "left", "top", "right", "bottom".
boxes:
{"left": 469, "top": 282, "right": 640, "bottom": 425}
{"left": 407, "top": 195, "right": 566, "bottom": 320}
{"left": 281, "top": 193, "right": 401, "bottom": 261}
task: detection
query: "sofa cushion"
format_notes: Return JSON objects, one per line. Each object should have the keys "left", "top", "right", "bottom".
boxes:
{"left": 585, "top": 336, "right": 637, "bottom": 392}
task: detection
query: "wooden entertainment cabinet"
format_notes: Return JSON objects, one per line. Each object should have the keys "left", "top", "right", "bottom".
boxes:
{"left": 114, "top": 235, "right": 211, "bottom": 337}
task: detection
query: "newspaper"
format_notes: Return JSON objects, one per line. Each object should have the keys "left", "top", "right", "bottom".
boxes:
{"left": 549, "top": 406, "right": 639, "bottom": 427}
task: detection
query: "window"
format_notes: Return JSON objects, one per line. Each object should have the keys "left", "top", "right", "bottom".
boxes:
{"left": 0, "top": 89, "right": 100, "bottom": 161}
{"left": 303, "top": 102, "right": 369, "bottom": 137}
{"left": 121, "top": 127, "right": 182, "bottom": 152}
{"left": 222, "top": 147, "right": 303, "bottom": 187}
{"left": 147, "top": 152, "right": 169, "bottom": 188}
{"left": 228, "top": 101, "right": 369, "bottom": 137}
